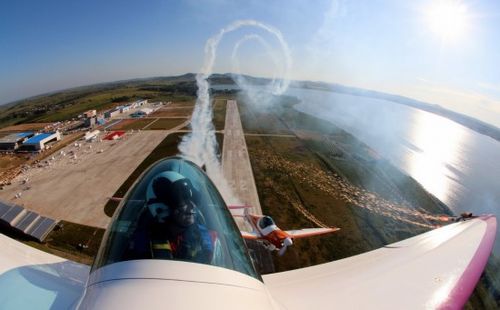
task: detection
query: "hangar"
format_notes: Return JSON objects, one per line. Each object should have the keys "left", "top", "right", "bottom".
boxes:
{"left": 18, "top": 132, "right": 61, "bottom": 152}
{"left": 0, "top": 132, "right": 35, "bottom": 151}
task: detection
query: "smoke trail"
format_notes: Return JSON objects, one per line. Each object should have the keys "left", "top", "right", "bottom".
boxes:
{"left": 178, "top": 20, "right": 292, "bottom": 204}
{"left": 231, "top": 34, "right": 281, "bottom": 94}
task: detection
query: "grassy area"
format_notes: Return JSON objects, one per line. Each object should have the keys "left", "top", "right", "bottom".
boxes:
{"left": 245, "top": 135, "right": 378, "bottom": 270}
{"left": 42, "top": 221, "right": 105, "bottom": 265}
{"left": 213, "top": 99, "right": 227, "bottom": 131}
{"left": 179, "top": 98, "right": 227, "bottom": 131}
{"left": 238, "top": 97, "right": 293, "bottom": 135}
{"left": 0, "top": 75, "right": 198, "bottom": 128}
{"left": 0, "top": 220, "right": 104, "bottom": 265}
{"left": 146, "top": 118, "right": 187, "bottom": 130}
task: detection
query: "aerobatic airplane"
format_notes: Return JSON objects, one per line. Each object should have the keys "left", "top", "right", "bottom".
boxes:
{"left": 0, "top": 157, "right": 496, "bottom": 309}
{"left": 229, "top": 205, "right": 339, "bottom": 255}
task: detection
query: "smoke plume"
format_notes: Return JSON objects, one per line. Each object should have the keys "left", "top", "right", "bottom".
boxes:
{"left": 179, "top": 20, "right": 292, "bottom": 204}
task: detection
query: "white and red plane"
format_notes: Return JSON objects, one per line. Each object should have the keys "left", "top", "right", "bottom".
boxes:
{"left": 229, "top": 205, "right": 339, "bottom": 255}
{"left": 0, "top": 157, "right": 496, "bottom": 309}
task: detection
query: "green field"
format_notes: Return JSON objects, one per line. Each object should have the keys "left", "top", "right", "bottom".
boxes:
{"left": 213, "top": 98, "right": 227, "bottom": 131}
{"left": 179, "top": 98, "right": 226, "bottom": 131}
{"left": 146, "top": 118, "right": 187, "bottom": 130}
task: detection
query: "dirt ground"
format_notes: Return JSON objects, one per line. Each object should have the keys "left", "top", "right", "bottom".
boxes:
{"left": 0, "top": 131, "right": 169, "bottom": 228}
{"left": 0, "top": 123, "right": 52, "bottom": 132}
{"left": 0, "top": 155, "right": 29, "bottom": 172}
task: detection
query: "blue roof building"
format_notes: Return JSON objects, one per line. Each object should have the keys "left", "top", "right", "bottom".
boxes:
{"left": 19, "top": 132, "right": 61, "bottom": 152}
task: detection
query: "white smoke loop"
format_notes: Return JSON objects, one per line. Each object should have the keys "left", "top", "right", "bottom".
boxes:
{"left": 231, "top": 34, "right": 281, "bottom": 93}
{"left": 179, "top": 20, "right": 292, "bottom": 204}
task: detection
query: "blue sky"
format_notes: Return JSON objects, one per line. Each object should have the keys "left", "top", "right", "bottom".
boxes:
{"left": 1, "top": 0, "right": 500, "bottom": 127}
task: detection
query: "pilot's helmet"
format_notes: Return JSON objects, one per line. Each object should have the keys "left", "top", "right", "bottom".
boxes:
{"left": 146, "top": 171, "right": 193, "bottom": 223}
{"left": 151, "top": 172, "right": 194, "bottom": 205}
{"left": 151, "top": 171, "right": 196, "bottom": 227}
{"left": 146, "top": 171, "right": 195, "bottom": 209}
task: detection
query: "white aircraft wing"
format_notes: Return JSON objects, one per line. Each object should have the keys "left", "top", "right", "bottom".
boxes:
{"left": 240, "top": 230, "right": 259, "bottom": 240}
{"left": 263, "top": 215, "right": 496, "bottom": 310}
{"left": 0, "top": 233, "right": 90, "bottom": 309}
{"left": 285, "top": 227, "right": 340, "bottom": 239}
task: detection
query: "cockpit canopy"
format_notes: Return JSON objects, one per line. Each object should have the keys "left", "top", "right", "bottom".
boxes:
{"left": 92, "top": 157, "right": 260, "bottom": 280}
{"left": 259, "top": 216, "right": 275, "bottom": 229}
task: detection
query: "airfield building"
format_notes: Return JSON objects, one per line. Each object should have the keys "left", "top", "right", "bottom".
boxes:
{"left": 104, "top": 109, "right": 120, "bottom": 119}
{"left": 130, "top": 99, "right": 148, "bottom": 108}
{"left": 83, "top": 110, "right": 97, "bottom": 118}
{"left": 18, "top": 132, "right": 61, "bottom": 152}
{"left": 0, "top": 132, "right": 35, "bottom": 151}
{"left": 84, "top": 130, "right": 100, "bottom": 141}
{"left": 96, "top": 117, "right": 106, "bottom": 125}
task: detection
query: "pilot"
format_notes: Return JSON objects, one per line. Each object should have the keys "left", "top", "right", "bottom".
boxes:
{"left": 149, "top": 171, "right": 219, "bottom": 264}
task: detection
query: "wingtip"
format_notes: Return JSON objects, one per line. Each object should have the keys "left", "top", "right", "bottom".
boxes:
{"left": 439, "top": 214, "right": 497, "bottom": 309}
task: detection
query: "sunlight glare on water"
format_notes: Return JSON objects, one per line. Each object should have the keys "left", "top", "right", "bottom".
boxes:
{"left": 406, "top": 112, "right": 466, "bottom": 206}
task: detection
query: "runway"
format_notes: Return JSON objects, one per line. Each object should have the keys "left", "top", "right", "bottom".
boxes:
{"left": 221, "top": 100, "right": 262, "bottom": 215}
